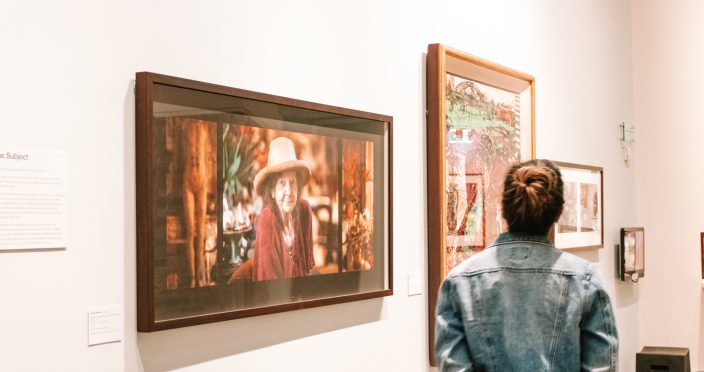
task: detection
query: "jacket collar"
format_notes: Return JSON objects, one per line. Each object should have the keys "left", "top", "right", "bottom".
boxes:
{"left": 493, "top": 231, "right": 551, "bottom": 245}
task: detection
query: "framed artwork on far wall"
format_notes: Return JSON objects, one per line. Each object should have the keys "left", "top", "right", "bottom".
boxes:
{"left": 136, "top": 72, "right": 393, "bottom": 332}
{"left": 551, "top": 162, "right": 604, "bottom": 250}
{"left": 426, "top": 43, "right": 535, "bottom": 365}
{"left": 700, "top": 232, "right": 704, "bottom": 280}
{"left": 620, "top": 227, "right": 645, "bottom": 281}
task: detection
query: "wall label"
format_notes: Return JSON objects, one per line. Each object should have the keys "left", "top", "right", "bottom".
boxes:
{"left": 0, "top": 147, "right": 67, "bottom": 250}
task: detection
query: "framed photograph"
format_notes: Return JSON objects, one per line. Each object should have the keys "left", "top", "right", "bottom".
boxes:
{"left": 426, "top": 44, "right": 534, "bottom": 364}
{"left": 619, "top": 227, "right": 645, "bottom": 281}
{"left": 552, "top": 162, "right": 603, "bottom": 249}
{"left": 136, "top": 72, "right": 393, "bottom": 331}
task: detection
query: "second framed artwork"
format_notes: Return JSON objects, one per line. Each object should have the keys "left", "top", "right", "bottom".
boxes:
{"left": 426, "top": 43, "right": 535, "bottom": 364}
{"left": 552, "top": 162, "right": 604, "bottom": 250}
{"left": 136, "top": 72, "right": 393, "bottom": 331}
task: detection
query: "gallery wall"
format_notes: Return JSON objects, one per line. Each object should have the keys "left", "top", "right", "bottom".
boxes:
{"left": 0, "top": 1, "right": 644, "bottom": 371}
{"left": 632, "top": 0, "right": 704, "bottom": 369}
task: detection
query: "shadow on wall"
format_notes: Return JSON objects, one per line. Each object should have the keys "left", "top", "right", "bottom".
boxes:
{"left": 124, "top": 80, "right": 138, "bottom": 371}
{"left": 570, "top": 248, "right": 600, "bottom": 264}
{"left": 613, "top": 244, "right": 639, "bottom": 308}
{"left": 613, "top": 275, "right": 638, "bottom": 308}
{"left": 137, "top": 298, "right": 384, "bottom": 371}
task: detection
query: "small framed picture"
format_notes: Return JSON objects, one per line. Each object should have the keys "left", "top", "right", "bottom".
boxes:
{"left": 552, "top": 162, "right": 603, "bottom": 249}
{"left": 620, "top": 227, "right": 645, "bottom": 281}
{"left": 700, "top": 233, "right": 704, "bottom": 280}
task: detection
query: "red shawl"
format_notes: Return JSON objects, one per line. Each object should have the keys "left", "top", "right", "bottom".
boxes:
{"left": 254, "top": 198, "right": 314, "bottom": 281}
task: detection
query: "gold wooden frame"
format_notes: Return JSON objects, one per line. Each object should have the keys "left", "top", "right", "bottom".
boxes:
{"left": 426, "top": 43, "right": 535, "bottom": 365}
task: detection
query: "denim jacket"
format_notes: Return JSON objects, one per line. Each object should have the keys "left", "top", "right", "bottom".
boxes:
{"left": 435, "top": 232, "right": 618, "bottom": 371}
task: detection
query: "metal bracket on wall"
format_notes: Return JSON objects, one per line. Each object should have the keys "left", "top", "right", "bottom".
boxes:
{"left": 619, "top": 122, "right": 635, "bottom": 167}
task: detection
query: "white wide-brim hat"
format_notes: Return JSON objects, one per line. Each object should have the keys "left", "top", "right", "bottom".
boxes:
{"left": 253, "top": 136, "right": 311, "bottom": 197}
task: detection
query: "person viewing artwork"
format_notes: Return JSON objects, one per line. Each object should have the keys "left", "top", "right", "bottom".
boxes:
{"left": 252, "top": 136, "right": 314, "bottom": 280}
{"left": 435, "top": 159, "right": 618, "bottom": 371}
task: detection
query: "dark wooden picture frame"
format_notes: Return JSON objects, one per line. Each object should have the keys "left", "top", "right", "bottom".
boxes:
{"left": 426, "top": 44, "right": 535, "bottom": 364}
{"left": 136, "top": 72, "right": 393, "bottom": 332}
{"left": 701, "top": 232, "right": 704, "bottom": 280}
{"left": 551, "top": 161, "right": 604, "bottom": 250}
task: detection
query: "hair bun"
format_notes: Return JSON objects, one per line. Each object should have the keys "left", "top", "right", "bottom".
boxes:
{"left": 502, "top": 159, "right": 564, "bottom": 234}
{"left": 514, "top": 167, "right": 540, "bottom": 189}
{"left": 519, "top": 167, "right": 551, "bottom": 186}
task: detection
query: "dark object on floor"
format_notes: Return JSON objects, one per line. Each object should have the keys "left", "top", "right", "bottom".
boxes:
{"left": 636, "top": 346, "right": 690, "bottom": 372}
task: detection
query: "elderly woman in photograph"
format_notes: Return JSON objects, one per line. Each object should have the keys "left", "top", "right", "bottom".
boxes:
{"left": 252, "top": 136, "right": 314, "bottom": 280}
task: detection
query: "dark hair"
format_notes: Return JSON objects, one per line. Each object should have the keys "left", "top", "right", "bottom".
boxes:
{"left": 501, "top": 159, "right": 564, "bottom": 234}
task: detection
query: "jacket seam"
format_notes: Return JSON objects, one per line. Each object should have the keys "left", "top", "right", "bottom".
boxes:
{"left": 489, "top": 241, "right": 553, "bottom": 249}
{"left": 450, "top": 267, "right": 580, "bottom": 278}
{"left": 548, "top": 277, "right": 569, "bottom": 368}
{"left": 598, "top": 290, "right": 617, "bottom": 372}
{"left": 580, "top": 273, "right": 595, "bottom": 320}
{"left": 440, "top": 280, "right": 460, "bottom": 369}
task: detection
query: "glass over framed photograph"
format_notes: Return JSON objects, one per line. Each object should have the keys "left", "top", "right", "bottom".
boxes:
{"left": 136, "top": 72, "right": 393, "bottom": 331}
{"left": 426, "top": 44, "right": 534, "bottom": 364}
{"left": 619, "top": 227, "right": 644, "bottom": 281}
{"left": 551, "top": 162, "right": 604, "bottom": 250}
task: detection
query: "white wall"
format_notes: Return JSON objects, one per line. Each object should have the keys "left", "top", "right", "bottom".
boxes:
{"left": 632, "top": 0, "right": 704, "bottom": 369}
{"left": 0, "top": 1, "right": 639, "bottom": 371}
